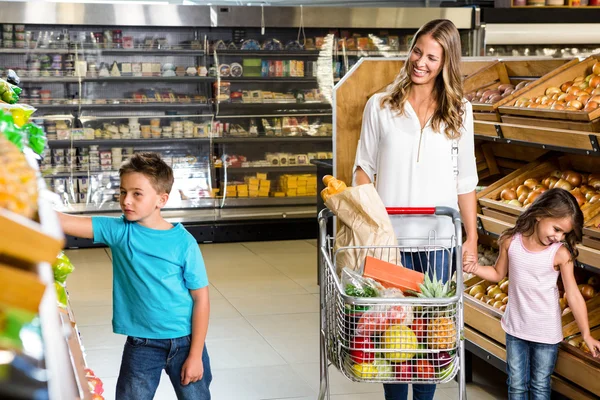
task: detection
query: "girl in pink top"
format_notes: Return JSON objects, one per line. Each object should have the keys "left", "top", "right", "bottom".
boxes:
{"left": 463, "top": 188, "right": 600, "bottom": 400}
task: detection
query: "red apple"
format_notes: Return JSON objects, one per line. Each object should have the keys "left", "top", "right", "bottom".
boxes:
{"left": 411, "top": 318, "right": 427, "bottom": 340}
{"left": 416, "top": 359, "right": 435, "bottom": 380}
{"left": 395, "top": 361, "right": 413, "bottom": 380}
{"left": 349, "top": 336, "right": 375, "bottom": 364}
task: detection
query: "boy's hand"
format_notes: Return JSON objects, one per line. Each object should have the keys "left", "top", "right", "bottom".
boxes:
{"left": 180, "top": 356, "right": 204, "bottom": 385}
{"left": 462, "top": 253, "right": 479, "bottom": 273}
{"left": 583, "top": 335, "right": 600, "bottom": 358}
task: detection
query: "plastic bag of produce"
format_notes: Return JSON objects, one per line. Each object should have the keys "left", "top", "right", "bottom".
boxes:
{"left": 355, "top": 288, "right": 413, "bottom": 336}
{"left": 325, "top": 179, "right": 399, "bottom": 273}
{"left": 0, "top": 103, "right": 36, "bottom": 127}
{"left": 52, "top": 252, "right": 75, "bottom": 284}
{"left": 55, "top": 282, "right": 68, "bottom": 308}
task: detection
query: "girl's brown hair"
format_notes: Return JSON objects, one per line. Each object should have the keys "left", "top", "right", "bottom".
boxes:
{"left": 500, "top": 188, "right": 583, "bottom": 261}
{"left": 380, "top": 19, "right": 465, "bottom": 139}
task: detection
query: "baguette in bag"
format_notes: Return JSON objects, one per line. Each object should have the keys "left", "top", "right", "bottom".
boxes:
{"left": 323, "top": 176, "right": 400, "bottom": 274}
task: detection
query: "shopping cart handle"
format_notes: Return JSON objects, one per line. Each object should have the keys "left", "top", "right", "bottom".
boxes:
{"left": 386, "top": 207, "right": 435, "bottom": 215}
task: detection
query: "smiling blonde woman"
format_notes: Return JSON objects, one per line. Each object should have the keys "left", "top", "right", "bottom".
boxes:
{"left": 353, "top": 19, "right": 478, "bottom": 400}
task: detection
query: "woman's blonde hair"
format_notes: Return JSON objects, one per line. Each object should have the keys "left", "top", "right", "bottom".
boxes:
{"left": 380, "top": 19, "right": 465, "bottom": 139}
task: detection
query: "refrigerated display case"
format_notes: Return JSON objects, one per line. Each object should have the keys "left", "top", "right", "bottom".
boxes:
{"left": 0, "top": 1, "right": 479, "bottom": 244}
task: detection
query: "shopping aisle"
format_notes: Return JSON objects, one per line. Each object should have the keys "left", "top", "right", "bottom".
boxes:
{"left": 65, "top": 240, "right": 508, "bottom": 400}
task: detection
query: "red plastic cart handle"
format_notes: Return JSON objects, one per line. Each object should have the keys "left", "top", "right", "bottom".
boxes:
{"left": 386, "top": 207, "right": 436, "bottom": 215}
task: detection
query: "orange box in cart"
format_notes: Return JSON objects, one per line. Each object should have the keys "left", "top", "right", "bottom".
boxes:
{"left": 363, "top": 256, "right": 425, "bottom": 292}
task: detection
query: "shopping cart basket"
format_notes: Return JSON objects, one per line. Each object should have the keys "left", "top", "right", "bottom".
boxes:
{"left": 318, "top": 206, "right": 466, "bottom": 400}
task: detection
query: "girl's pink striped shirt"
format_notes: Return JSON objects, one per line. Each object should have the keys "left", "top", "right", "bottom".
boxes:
{"left": 501, "top": 233, "right": 564, "bottom": 344}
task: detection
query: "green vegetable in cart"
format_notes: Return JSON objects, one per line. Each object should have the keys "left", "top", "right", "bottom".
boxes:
{"left": 55, "top": 282, "right": 68, "bottom": 308}
{"left": 345, "top": 283, "right": 378, "bottom": 312}
{"left": 52, "top": 252, "right": 75, "bottom": 284}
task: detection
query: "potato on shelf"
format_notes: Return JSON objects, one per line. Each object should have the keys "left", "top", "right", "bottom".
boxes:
{"left": 499, "top": 57, "right": 600, "bottom": 121}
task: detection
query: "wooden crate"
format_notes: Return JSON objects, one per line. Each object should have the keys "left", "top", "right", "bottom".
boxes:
{"left": 498, "top": 56, "right": 600, "bottom": 122}
{"left": 465, "top": 59, "right": 575, "bottom": 120}
{"left": 501, "top": 115, "right": 600, "bottom": 132}
{"left": 478, "top": 154, "right": 600, "bottom": 223}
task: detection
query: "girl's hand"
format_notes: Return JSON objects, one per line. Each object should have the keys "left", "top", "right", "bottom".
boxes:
{"left": 583, "top": 335, "right": 600, "bottom": 358}
{"left": 462, "top": 253, "right": 479, "bottom": 273}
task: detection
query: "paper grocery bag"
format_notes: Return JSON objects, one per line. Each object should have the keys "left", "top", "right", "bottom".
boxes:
{"left": 325, "top": 183, "right": 400, "bottom": 274}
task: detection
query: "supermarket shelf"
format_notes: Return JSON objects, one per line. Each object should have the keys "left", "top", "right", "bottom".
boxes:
{"left": 213, "top": 136, "right": 332, "bottom": 143}
{"left": 57, "top": 198, "right": 216, "bottom": 214}
{"left": 48, "top": 138, "right": 212, "bottom": 147}
{"left": 219, "top": 196, "right": 316, "bottom": 208}
{"left": 336, "top": 50, "right": 408, "bottom": 57}
{"left": 474, "top": 121, "right": 600, "bottom": 157}
{"left": 217, "top": 205, "right": 315, "bottom": 221}
{"left": 93, "top": 48, "right": 207, "bottom": 55}
{"left": 21, "top": 76, "right": 215, "bottom": 83}
{"left": 218, "top": 165, "right": 316, "bottom": 174}
{"left": 216, "top": 102, "right": 331, "bottom": 115}
{"left": 216, "top": 50, "right": 320, "bottom": 57}
{"left": 222, "top": 77, "right": 317, "bottom": 83}
{"left": 34, "top": 102, "right": 212, "bottom": 112}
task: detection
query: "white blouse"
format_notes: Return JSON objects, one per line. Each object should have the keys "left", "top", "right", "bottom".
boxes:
{"left": 353, "top": 93, "right": 478, "bottom": 247}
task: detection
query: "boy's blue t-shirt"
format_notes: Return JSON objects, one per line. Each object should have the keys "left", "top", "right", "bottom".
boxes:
{"left": 92, "top": 216, "right": 208, "bottom": 339}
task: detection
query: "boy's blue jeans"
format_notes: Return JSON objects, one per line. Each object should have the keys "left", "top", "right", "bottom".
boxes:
{"left": 383, "top": 249, "right": 453, "bottom": 400}
{"left": 506, "top": 333, "right": 559, "bottom": 400}
{"left": 116, "top": 335, "right": 212, "bottom": 400}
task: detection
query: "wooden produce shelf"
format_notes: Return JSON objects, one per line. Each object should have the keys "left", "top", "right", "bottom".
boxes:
{"left": 465, "top": 58, "right": 575, "bottom": 121}
{"left": 474, "top": 120, "right": 600, "bottom": 155}
{"left": 465, "top": 326, "right": 599, "bottom": 400}
{"left": 498, "top": 56, "right": 600, "bottom": 123}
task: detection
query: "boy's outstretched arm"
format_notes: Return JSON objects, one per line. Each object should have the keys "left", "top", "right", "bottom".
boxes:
{"left": 57, "top": 212, "right": 94, "bottom": 239}
{"left": 181, "top": 285, "right": 210, "bottom": 385}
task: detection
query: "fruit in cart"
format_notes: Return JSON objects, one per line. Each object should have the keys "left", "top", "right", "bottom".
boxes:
{"left": 588, "top": 275, "right": 600, "bottom": 290}
{"left": 593, "top": 62, "right": 600, "bottom": 76}
{"left": 437, "top": 361, "right": 456, "bottom": 381}
{"left": 500, "top": 280, "right": 509, "bottom": 294}
{"left": 427, "top": 317, "right": 457, "bottom": 350}
{"left": 0, "top": 134, "right": 38, "bottom": 219}
{"left": 433, "top": 351, "right": 453, "bottom": 369}
{"left": 415, "top": 360, "right": 435, "bottom": 380}
{"left": 382, "top": 325, "right": 418, "bottom": 361}
{"left": 411, "top": 317, "right": 427, "bottom": 340}
{"left": 352, "top": 362, "right": 378, "bottom": 379}
{"left": 474, "top": 292, "right": 485, "bottom": 301}
{"left": 406, "top": 269, "right": 456, "bottom": 299}
{"left": 350, "top": 336, "right": 376, "bottom": 364}
{"left": 395, "top": 361, "right": 413, "bottom": 380}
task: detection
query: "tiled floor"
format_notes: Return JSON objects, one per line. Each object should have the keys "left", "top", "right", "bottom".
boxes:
{"left": 65, "top": 240, "right": 508, "bottom": 400}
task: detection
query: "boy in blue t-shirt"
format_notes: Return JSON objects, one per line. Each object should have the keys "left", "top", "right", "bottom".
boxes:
{"left": 58, "top": 152, "right": 211, "bottom": 400}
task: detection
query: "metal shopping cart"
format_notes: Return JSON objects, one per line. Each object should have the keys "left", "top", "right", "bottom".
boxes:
{"left": 318, "top": 206, "right": 466, "bottom": 400}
